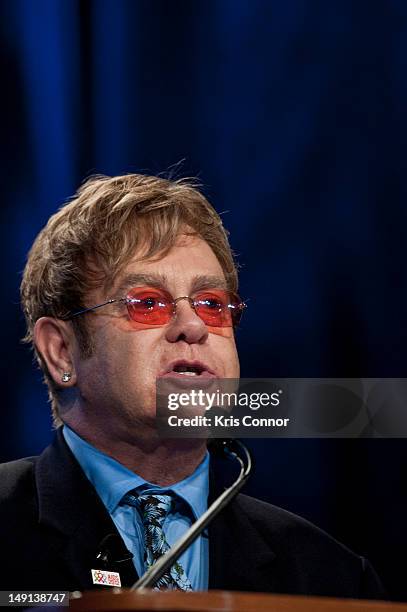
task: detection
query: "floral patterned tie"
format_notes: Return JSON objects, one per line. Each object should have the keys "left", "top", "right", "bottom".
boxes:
{"left": 121, "top": 491, "right": 193, "bottom": 591}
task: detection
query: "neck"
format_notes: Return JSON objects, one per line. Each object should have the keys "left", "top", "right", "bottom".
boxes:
{"left": 64, "top": 417, "right": 207, "bottom": 486}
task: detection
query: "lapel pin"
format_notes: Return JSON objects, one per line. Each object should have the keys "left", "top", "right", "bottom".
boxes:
{"left": 91, "top": 568, "right": 121, "bottom": 587}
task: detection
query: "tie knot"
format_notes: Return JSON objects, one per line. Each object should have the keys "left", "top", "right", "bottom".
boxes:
{"left": 122, "top": 492, "right": 174, "bottom": 528}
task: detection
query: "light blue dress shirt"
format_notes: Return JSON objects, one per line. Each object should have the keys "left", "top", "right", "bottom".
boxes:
{"left": 63, "top": 425, "right": 209, "bottom": 590}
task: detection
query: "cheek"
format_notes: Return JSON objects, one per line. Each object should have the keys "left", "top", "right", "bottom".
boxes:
{"left": 214, "top": 337, "right": 240, "bottom": 378}
{"left": 77, "top": 343, "right": 157, "bottom": 412}
{"left": 229, "top": 347, "right": 240, "bottom": 378}
{"left": 207, "top": 326, "right": 234, "bottom": 338}
{"left": 93, "top": 328, "right": 160, "bottom": 390}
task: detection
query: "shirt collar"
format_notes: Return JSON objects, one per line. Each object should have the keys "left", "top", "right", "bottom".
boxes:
{"left": 62, "top": 425, "right": 209, "bottom": 519}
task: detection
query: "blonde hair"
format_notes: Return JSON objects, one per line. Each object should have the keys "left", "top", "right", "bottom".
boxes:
{"left": 20, "top": 173, "right": 238, "bottom": 423}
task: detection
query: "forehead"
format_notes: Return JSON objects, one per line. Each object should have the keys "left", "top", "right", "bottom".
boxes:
{"left": 114, "top": 235, "right": 226, "bottom": 293}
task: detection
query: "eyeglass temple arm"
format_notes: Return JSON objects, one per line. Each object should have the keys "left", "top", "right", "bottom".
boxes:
{"left": 65, "top": 298, "right": 119, "bottom": 319}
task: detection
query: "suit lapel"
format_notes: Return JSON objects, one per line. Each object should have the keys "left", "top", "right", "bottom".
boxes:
{"left": 208, "top": 457, "right": 277, "bottom": 592}
{"left": 35, "top": 429, "right": 138, "bottom": 590}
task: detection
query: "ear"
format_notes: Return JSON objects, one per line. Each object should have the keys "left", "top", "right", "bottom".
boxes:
{"left": 34, "top": 317, "right": 77, "bottom": 387}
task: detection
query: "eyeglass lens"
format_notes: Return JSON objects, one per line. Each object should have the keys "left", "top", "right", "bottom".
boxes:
{"left": 125, "top": 287, "right": 243, "bottom": 328}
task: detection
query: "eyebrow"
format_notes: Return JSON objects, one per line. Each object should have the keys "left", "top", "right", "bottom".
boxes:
{"left": 114, "top": 272, "right": 228, "bottom": 297}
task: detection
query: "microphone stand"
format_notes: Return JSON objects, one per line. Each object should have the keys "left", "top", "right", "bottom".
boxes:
{"left": 130, "top": 438, "right": 252, "bottom": 591}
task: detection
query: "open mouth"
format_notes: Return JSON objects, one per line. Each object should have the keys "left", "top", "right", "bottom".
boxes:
{"left": 172, "top": 364, "right": 204, "bottom": 376}
{"left": 160, "top": 360, "right": 217, "bottom": 379}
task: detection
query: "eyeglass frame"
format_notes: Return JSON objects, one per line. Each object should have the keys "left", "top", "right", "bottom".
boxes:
{"left": 62, "top": 287, "right": 247, "bottom": 328}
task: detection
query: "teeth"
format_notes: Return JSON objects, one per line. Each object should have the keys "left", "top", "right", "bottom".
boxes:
{"left": 173, "top": 365, "right": 201, "bottom": 375}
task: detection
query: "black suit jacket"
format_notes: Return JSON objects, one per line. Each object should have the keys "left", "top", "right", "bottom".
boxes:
{"left": 0, "top": 430, "right": 385, "bottom": 598}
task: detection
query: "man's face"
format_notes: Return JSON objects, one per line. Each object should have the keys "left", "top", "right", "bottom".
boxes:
{"left": 71, "top": 235, "right": 240, "bottom": 440}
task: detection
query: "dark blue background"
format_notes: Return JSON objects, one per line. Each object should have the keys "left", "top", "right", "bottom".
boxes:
{"left": 2, "top": 0, "right": 407, "bottom": 600}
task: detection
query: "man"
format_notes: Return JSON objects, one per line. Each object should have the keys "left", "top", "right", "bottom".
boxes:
{"left": 1, "top": 173, "right": 384, "bottom": 597}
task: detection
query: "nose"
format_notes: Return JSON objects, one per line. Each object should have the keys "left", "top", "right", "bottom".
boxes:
{"left": 165, "top": 296, "right": 208, "bottom": 344}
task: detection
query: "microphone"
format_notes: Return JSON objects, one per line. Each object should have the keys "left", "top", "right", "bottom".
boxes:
{"left": 130, "top": 438, "right": 252, "bottom": 590}
{"left": 95, "top": 534, "right": 134, "bottom": 567}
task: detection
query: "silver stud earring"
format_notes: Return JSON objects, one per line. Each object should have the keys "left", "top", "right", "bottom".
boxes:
{"left": 61, "top": 371, "right": 72, "bottom": 383}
